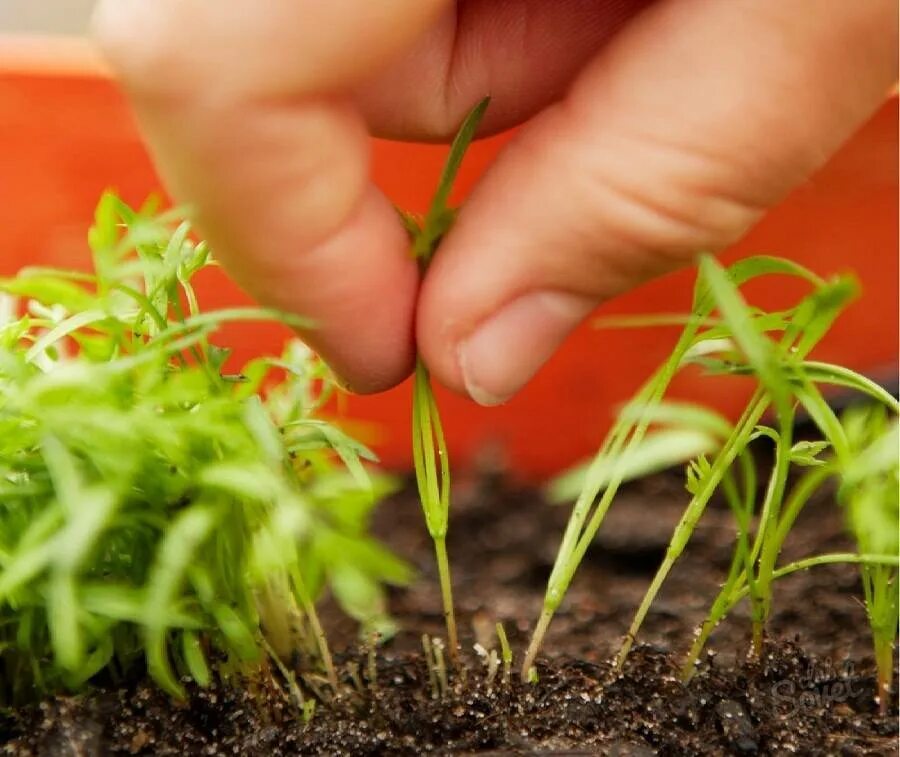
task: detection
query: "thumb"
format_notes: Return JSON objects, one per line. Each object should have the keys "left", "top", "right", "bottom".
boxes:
{"left": 418, "top": 0, "right": 897, "bottom": 405}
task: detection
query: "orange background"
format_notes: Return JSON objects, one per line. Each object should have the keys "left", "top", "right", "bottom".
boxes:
{"left": 1, "top": 48, "right": 897, "bottom": 477}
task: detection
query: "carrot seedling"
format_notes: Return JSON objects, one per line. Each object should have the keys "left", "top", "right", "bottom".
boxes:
{"left": 404, "top": 98, "right": 489, "bottom": 664}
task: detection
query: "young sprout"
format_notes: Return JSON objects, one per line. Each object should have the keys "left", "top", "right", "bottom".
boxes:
{"left": 421, "top": 633, "right": 450, "bottom": 699}
{"left": 678, "top": 401, "right": 898, "bottom": 684}
{"left": 473, "top": 642, "right": 500, "bottom": 686}
{"left": 523, "top": 252, "right": 897, "bottom": 682}
{"left": 0, "top": 193, "right": 410, "bottom": 704}
{"left": 366, "top": 631, "right": 380, "bottom": 690}
{"left": 495, "top": 621, "right": 513, "bottom": 684}
{"left": 522, "top": 255, "right": 830, "bottom": 679}
{"left": 838, "top": 405, "right": 899, "bottom": 715}
{"left": 405, "top": 97, "right": 490, "bottom": 664}
{"left": 623, "top": 257, "right": 898, "bottom": 674}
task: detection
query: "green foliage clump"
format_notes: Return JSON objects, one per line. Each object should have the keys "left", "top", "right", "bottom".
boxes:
{"left": 0, "top": 194, "right": 410, "bottom": 703}
{"left": 528, "top": 254, "right": 898, "bottom": 710}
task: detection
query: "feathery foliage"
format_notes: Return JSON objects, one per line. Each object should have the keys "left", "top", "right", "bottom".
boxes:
{"left": 0, "top": 193, "right": 410, "bottom": 703}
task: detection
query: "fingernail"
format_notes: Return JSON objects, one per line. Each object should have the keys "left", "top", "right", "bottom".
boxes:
{"left": 457, "top": 291, "right": 595, "bottom": 406}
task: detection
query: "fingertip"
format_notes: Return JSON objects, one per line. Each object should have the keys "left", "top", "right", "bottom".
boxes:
{"left": 265, "top": 188, "right": 420, "bottom": 395}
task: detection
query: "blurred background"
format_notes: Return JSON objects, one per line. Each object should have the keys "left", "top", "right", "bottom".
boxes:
{"left": 1, "top": 1, "right": 94, "bottom": 34}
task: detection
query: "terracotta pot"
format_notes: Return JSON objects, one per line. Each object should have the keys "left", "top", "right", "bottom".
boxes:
{"left": 2, "top": 37, "right": 897, "bottom": 477}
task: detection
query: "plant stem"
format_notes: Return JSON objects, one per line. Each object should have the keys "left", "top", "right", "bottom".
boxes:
{"left": 874, "top": 636, "right": 893, "bottom": 717}
{"left": 422, "top": 634, "right": 439, "bottom": 699}
{"left": 681, "top": 589, "right": 738, "bottom": 682}
{"left": 615, "top": 391, "right": 768, "bottom": 669}
{"left": 753, "top": 464, "right": 834, "bottom": 647}
{"left": 407, "top": 103, "right": 488, "bottom": 665}
{"left": 530, "top": 356, "right": 685, "bottom": 675}
{"left": 681, "top": 484, "right": 752, "bottom": 682}
{"left": 496, "top": 622, "right": 512, "bottom": 684}
{"left": 259, "top": 636, "right": 307, "bottom": 714}
{"left": 293, "top": 571, "right": 338, "bottom": 693}
{"left": 433, "top": 536, "right": 458, "bottom": 662}
{"left": 747, "top": 410, "right": 794, "bottom": 654}
{"left": 737, "top": 553, "right": 898, "bottom": 590}
{"left": 520, "top": 607, "right": 553, "bottom": 682}
{"left": 411, "top": 357, "right": 458, "bottom": 663}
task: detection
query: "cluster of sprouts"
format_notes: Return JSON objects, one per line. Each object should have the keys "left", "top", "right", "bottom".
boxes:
{"left": 400, "top": 99, "right": 895, "bottom": 714}
{"left": 0, "top": 194, "right": 409, "bottom": 704}
{"left": 1, "top": 99, "right": 895, "bottom": 720}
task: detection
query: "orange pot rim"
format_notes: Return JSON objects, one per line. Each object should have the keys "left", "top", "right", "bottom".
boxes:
{"left": 0, "top": 34, "right": 110, "bottom": 79}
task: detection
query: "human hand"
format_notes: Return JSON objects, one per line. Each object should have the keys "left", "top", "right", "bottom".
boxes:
{"left": 93, "top": 0, "right": 897, "bottom": 404}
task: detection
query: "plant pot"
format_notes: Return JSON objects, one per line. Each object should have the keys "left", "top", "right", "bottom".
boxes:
{"left": 2, "top": 36, "right": 897, "bottom": 477}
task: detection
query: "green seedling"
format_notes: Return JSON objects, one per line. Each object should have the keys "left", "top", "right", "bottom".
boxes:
{"left": 678, "top": 403, "right": 898, "bottom": 688}
{"left": 422, "top": 633, "right": 449, "bottom": 699}
{"left": 524, "top": 253, "right": 899, "bottom": 683}
{"left": 838, "top": 404, "right": 899, "bottom": 715}
{"left": 621, "top": 257, "right": 898, "bottom": 681}
{"left": 0, "top": 193, "right": 410, "bottom": 703}
{"left": 496, "top": 621, "right": 513, "bottom": 684}
{"left": 404, "top": 97, "right": 489, "bottom": 664}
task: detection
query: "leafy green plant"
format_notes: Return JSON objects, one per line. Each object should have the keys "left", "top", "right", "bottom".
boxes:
{"left": 0, "top": 193, "right": 410, "bottom": 703}
{"left": 402, "top": 97, "right": 489, "bottom": 663}
{"left": 524, "top": 253, "right": 899, "bottom": 690}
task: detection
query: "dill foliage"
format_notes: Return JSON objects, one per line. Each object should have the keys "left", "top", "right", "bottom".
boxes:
{"left": 0, "top": 193, "right": 410, "bottom": 702}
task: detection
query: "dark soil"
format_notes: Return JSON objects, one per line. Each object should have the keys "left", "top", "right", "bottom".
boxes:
{"left": 3, "top": 453, "right": 898, "bottom": 755}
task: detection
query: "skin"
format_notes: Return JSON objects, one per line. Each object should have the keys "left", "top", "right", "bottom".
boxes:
{"left": 92, "top": 0, "right": 897, "bottom": 404}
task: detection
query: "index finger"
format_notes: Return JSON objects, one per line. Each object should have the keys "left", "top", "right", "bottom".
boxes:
{"left": 92, "top": 0, "right": 449, "bottom": 392}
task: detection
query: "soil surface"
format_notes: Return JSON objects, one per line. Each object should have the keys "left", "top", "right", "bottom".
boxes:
{"left": 2, "top": 450, "right": 898, "bottom": 755}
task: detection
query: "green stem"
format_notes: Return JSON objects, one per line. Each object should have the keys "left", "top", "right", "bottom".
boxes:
{"left": 293, "top": 571, "right": 338, "bottom": 693}
{"left": 496, "top": 622, "right": 512, "bottom": 683}
{"left": 736, "top": 554, "right": 898, "bottom": 594}
{"left": 754, "top": 464, "right": 834, "bottom": 616}
{"left": 531, "top": 328, "right": 702, "bottom": 669}
{"left": 412, "top": 360, "right": 457, "bottom": 661}
{"left": 681, "top": 580, "right": 746, "bottom": 681}
{"left": 684, "top": 552, "right": 898, "bottom": 680}
{"left": 615, "top": 562, "right": 674, "bottom": 671}
{"left": 682, "top": 466, "right": 755, "bottom": 681}
{"left": 615, "top": 391, "right": 768, "bottom": 669}
{"left": 748, "top": 407, "right": 794, "bottom": 653}
{"left": 433, "top": 536, "right": 458, "bottom": 662}
{"left": 874, "top": 636, "right": 893, "bottom": 717}
{"left": 520, "top": 608, "right": 553, "bottom": 682}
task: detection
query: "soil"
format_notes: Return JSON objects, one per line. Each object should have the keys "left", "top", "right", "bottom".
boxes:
{"left": 2, "top": 446, "right": 898, "bottom": 755}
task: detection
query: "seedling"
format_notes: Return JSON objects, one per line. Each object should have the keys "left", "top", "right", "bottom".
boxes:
{"left": 677, "top": 402, "right": 898, "bottom": 688}
{"left": 838, "top": 404, "right": 899, "bottom": 715}
{"left": 421, "top": 633, "right": 449, "bottom": 699}
{"left": 0, "top": 193, "right": 411, "bottom": 703}
{"left": 403, "top": 97, "right": 490, "bottom": 663}
{"left": 496, "top": 621, "right": 513, "bottom": 684}
{"left": 524, "top": 254, "right": 899, "bottom": 691}
{"left": 618, "top": 258, "right": 898, "bottom": 684}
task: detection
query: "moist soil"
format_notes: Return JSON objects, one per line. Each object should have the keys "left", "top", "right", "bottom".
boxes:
{"left": 2, "top": 453, "right": 898, "bottom": 755}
